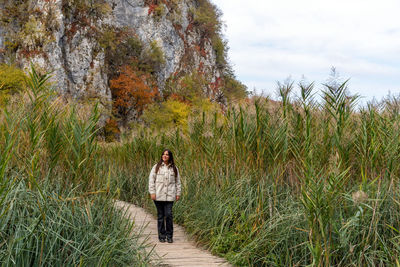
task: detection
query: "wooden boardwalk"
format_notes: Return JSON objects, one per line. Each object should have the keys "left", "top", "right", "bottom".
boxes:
{"left": 115, "top": 200, "right": 232, "bottom": 267}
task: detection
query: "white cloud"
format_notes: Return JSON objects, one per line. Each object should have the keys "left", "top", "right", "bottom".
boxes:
{"left": 211, "top": 0, "right": 400, "bottom": 101}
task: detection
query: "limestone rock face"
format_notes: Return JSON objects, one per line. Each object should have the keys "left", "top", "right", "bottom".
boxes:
{"left": 110, "top": 0, "right": 220, "bottom": 89}
{"left": 0, "top": 0, "right": 222, "bottom": 106}
{"left": 6, "top": 0, "right": 111, "bottom": 106}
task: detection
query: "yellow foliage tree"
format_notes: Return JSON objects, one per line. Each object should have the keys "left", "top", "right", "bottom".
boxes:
{"left": 143, "top": 99, "right": 190, "bottom": 131}
{"left": 0, "top": 64, "right": 27, "bottom": 105}
{"left": 164, "top": 99, "right": 190, "bottom": 129}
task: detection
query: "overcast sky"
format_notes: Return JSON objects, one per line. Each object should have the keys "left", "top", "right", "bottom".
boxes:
{"left": 211, "top": 0, "right": 400, "bottom": 104}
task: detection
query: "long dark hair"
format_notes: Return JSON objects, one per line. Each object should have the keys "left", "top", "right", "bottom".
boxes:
{"left": 155, "top": 149, "right": 178, "bottom": 176}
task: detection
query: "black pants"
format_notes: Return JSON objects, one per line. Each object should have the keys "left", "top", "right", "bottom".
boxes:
{"left": 153, "top": 201, "right": 174, "bottom": 239}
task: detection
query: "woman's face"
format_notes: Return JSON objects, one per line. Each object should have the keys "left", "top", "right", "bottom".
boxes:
{"left": 162, "top": 151, "right": 170, "bottom": 163}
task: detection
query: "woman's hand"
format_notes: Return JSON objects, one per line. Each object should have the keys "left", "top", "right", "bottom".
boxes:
{"left": 150, "top": 194, "right": 156, "bottom": 200}
{"left": 176, "top": 195, "right": 180, "bottom": 201}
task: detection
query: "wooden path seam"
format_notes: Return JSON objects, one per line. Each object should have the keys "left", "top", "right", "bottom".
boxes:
{"left": 114, "top": 200, "right": 232, "bottom": 267}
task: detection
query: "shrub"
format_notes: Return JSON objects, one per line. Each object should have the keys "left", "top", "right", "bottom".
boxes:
{"left": 0, "top": 64, "right": 27, "bottom": 105}
{"left": 142, "top": 99, "right": 190, "bottom": 131}
{"left": 164, "top": 72, "right": 208, "bottom": 102}
{"left": 19, "top": 15, "right": 47, "bottom": 50}
{"left": 62, "top": 0, "right": 111, "bottom": 21}
{"left": 222, "top": 72, "right": 248, "bottom": 102}
{"left": 104, "top": 118, "right": 121, "bottom": 142}
{"left": 192, "top": 0, "right": 222, "bottom": 39}
{"left": 0, "top": 64, "right": 27, "bottom": 92}
{"left": 212, "top": 35, "right": 227, "bottom": 68}
{"left": 140, "top": 40, "right": 166, "bottom": 73}
{"left": 98, "top": 27, "right": 118, "bottom": 51}
{"left": 102, "top": 28, "right": 144, "bottom": 79}
{"left": 153, "top": 4, "right": 166, "bottom": 20}
{"left": 191, "top": 97, "right": 221, "bottom": 115}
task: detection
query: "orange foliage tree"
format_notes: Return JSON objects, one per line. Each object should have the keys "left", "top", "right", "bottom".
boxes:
{"left": 110, "top": 65, "right": 158, "bottom": 123}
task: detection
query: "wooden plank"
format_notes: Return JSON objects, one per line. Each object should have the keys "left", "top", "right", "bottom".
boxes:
{"left": 115, "top": 200, "right": 232, "bottom": 267}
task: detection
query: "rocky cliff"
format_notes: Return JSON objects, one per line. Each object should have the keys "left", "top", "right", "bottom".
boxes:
{"left": 0, "top": 0, "right": 227, "bottom": 112}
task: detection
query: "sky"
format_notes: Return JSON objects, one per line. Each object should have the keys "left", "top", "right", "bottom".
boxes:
{"left": 211, "top": 0, "right": 400, "bottom": 104}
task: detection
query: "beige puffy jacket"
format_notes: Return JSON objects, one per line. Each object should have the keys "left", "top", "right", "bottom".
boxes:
{"left": 148, "top": 163, "right": 182, "bottom": 201}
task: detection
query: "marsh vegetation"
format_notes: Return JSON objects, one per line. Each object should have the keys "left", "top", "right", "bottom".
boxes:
{"left": 105, "top": 80, "right": 400, "bottom": 266}
{"left": 2, "top": 64, "right": 400, "bottom": 266}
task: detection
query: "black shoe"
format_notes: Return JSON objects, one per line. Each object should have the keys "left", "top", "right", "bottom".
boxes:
{"left": 159, "top": 238, "right": 166, "bottom": 243}
{"left": 167, "top": 237, "right": 173, "bottom": 243}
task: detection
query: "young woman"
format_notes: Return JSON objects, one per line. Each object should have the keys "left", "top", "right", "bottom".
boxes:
{"left": 148, "top": 149, "right": 181, "bottom": 243}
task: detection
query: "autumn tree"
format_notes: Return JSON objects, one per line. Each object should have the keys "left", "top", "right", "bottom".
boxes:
{"left": 110, "top": 65, "right": 158, "bottom": 124}
{"left": 143, "top": 99, "right": 190, "bottom": 132}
